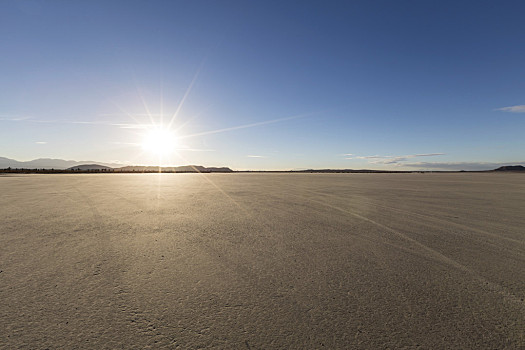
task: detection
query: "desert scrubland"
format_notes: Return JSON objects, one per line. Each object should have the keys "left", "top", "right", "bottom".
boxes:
{"left": 1, "top": 173, "right": 524, "bottom": 349}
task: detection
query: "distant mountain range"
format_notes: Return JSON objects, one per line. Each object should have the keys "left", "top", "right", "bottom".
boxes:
{"left": 1, "top": 156, "right": 524, "bottom": 173}
{"left": 0, "top": 157, "right": 123, "bottom": 169}
{"left": 0, "top": 157, "right": 232, "bottom": 173}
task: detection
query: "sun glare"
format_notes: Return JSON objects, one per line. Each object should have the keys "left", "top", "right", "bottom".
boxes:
{"left": 141, "top": 128, "right": 178, "bottom": 156}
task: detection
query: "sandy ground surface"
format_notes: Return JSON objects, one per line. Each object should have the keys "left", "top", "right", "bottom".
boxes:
{"left": 0, "top": 173, "right": 524, "bottom": 349}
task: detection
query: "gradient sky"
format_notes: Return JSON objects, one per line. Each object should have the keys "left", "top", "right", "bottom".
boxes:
{"left": 1, "top": 0, "right": 525, "bottom": 170}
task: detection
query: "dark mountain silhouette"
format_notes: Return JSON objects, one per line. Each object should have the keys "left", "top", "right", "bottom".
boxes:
{"left": 493, "top": 165, "right": 525, "bottom": 171}
{"left": 0, "top": 156, "right": 122, "bottom": 169}
{"left": 0, "top": 157, "right": 232, "bottom": 172}
{"left": 68, "top": 164, "right": 113, "bottom": 171}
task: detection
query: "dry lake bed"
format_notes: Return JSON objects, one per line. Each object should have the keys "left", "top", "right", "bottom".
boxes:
{"left": 1, "top": 173, "right": 524, "bottom": 349}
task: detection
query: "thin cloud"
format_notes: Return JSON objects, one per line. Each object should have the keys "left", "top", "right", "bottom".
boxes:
{"left": 355, "top": 155, "right": 384, "bottom": 159}
{"left": 247, "top": 155, "right": 267, "bottom": 158}
{"left": 1, "top": 117, "right": 149, "bottom": 129}
{"left": 0, "top": 116, "right": 32, "bottom": 121}
{"left": 350, "top": 153, "right": 444, "bottom": 165}
{"left": 35, "top": 141, "right": 47, "bottom": 144}
{"left": 1, "top": 116, "right": 57, "bottom": 123}
{"left": 372, "top": 157, "right": 407, "bottom": 164}
{"left": 496, "top": 105, "right": 525, "bottom": 113}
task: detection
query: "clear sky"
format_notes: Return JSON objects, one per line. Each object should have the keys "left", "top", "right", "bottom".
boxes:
{"left": 1, "top": 0, "right": 525, "bottom": 170}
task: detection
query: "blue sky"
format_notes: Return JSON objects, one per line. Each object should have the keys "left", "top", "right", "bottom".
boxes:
{"left": 1, "top": 0, "right": 524, "bottom": 170}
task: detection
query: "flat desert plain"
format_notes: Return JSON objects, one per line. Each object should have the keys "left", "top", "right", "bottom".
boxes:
{"left": 1, "top": 173, "right": 524, "bottom": 349}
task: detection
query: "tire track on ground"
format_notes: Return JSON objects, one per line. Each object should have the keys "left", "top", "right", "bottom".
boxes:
{"left": 286, "top": 191, "right": 525, "bottom": 308}
{"left": 303, "top": 188, "right": 525, "bottom": 246}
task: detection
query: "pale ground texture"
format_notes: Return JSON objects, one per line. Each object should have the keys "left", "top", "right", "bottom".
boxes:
{"left": 1, "top": 173, "right": 524, "bottom": 349}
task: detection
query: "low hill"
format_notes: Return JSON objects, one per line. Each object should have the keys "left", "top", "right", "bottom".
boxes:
{"left": 493, "top": 165, "right": 525, "bottom": 171}
{"left": 68, "top": 164, "right": 113, "bottom": 171}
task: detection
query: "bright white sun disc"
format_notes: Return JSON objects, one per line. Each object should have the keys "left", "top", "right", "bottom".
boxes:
{"left": 141, "top": 128, "right": 178, "bottom": 155}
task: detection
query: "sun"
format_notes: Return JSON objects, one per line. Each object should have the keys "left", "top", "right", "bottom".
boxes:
{"left": 141, "top": 128, "right": 178, "bottom": 156}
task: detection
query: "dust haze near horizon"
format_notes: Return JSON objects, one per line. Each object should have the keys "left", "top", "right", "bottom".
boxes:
{"left": 1, "top": 173, "right": 524, "bottom": 348}
{"left": 1, "top": 1, "right": 525, "bottom": 170}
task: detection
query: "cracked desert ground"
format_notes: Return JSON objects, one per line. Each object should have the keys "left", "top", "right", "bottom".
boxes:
{"left": 1, "top": 173, "right": 524, "bottom": 349}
